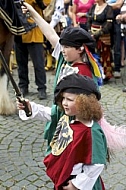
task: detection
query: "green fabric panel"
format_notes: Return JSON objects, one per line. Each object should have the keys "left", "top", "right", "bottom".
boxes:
{"left": 92, "top": 122, "right": 107, "bottom": 164}
{"left": 92, "top": 73, "right": 99, "bottom": 91}
{"left": 93, "top": 177, "right": 103, "bottom": 190}
{"left": 44, "top": 105, "right": 63, "bottom": 140}
{"left": 44, "top": 105, "right": 64, "bottom": 155}
{"left": 44, "top": 53, "right": 68, "bottom": 155}
{"left": 53, "top": 53, "right": 65, "bottom": 88}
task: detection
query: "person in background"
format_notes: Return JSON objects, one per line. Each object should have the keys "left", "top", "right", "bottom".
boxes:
{"left": 64, "top": 0, "right": 73, "bottom": 26}
{"left": 72, "top": 0, "right": 95, "bottom": 30}
{"left": 44, "top": 0, "right": 64, "bottom": 72}
{"left": 87, "top": 0, "right": 114, "bottom": 82}
{"left": 50, "top": 0, "right": 64, "bottom": 28}
{"left": 116, "top": 0, "right": 126, "bottom": 68}
{"left": 108, "top": 0, "right": 124, "bottom": 78}
{"left": 17, "top": 73, "right": 108, "bottom": 190}
{"left": 116, "top": 0, "right": 126, "bottom": 92}
{"left": 14, "top": 0, "right": 49, "bottom": 100}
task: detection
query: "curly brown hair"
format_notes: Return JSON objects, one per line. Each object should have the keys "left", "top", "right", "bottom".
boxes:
{"left": 57, "top": 93, "right": 103, "bottom": 121}
{"left": 75, "top": 94, "right": 103, "bottom": 122}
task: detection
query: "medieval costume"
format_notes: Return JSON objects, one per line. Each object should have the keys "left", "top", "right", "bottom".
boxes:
{"left": 44, "top": 27, "right": 103, "bottom": 154}
{"left": 19, "top": 74, "right": 108, "bottom": 189}
{"left": 87, "top": 4, "right": 114, "bottom": 81}
{"left": 44, "top": 117, "right": 107, "bottom": 190}
{"left": 18, "top": 26, "right": 126, "bottom": 159}
{"left": 17, "top": 6, "right": 126, "bottom": 189}
{"left": 42, "top": 27, "right": 126, "bottom": 156}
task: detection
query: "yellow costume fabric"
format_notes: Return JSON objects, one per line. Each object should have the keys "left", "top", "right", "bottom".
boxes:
{"left": 22, "top": 0, "right": 51, "bottom": 43}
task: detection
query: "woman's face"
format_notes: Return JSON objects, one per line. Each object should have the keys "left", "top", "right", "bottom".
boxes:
{"left": 62, "top": 92, "right": 78, "bottom": 116}
{"left": 61, "top": 45, "right": 82, "bottom": 63}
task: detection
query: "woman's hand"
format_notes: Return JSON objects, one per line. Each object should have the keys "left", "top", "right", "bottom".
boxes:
{"left": 116, "top": 14, "right": 121, "bottom": 20}
{"left": 116, "top": 14, "right": 122, "bottom": 23}
{"left": 76, "top": 12, "right": 86, "bottom": 18}
{"left": 73, "top": 23, "right": 79, "bottom": 27}
{"left": 62, "top": 180, "right": 78, "bottom": 190}
{"left": 116, "top": 13, "right": 126, "bottom": 23}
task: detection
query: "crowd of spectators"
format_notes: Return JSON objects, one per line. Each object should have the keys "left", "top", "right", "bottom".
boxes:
{"left": 10, "top": 0, "right": 126, "bottom": 94}
{"left": 60, "top": 0, "right": 126, "bottom": 89}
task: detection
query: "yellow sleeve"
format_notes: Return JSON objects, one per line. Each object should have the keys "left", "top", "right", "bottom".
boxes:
{"left": 43, "top": 0, "right": 51, "bottom": 5}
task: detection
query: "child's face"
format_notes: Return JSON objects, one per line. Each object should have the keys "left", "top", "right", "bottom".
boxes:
{"left": 62, "top": 92, "right": 78, "bottom": 116}
{"left": 61, "top": 45, "right": 82, "bottom": 63}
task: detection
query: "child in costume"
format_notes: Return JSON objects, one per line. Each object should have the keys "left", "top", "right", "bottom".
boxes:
{"left": 17, "top": 73, "right": 108, "bottom": 190}
{"left": 22, "top": 3, "right": 103, "bottom": 152}
{"left": 21, "top": 2, "right": 126, "bottom": 155}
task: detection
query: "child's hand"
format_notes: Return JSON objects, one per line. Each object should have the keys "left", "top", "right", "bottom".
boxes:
{"left": 16, "top": 98, "right": 31, "bottom": 111}
{"left": 16, "top": 98, "right": 32, "bottom": 117}
{"left": 62, "top": 180, "right": 78, "bottom": 190}
{"left": 21, "top": 2, "right": 36, "bottom": 16}
{"left": 21, "top": 2, "right": 28, "bottom": 14}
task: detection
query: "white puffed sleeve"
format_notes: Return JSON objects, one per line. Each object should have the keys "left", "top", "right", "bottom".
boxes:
{"left": 52, "top": 42, "right": 62, "bottom": 60}
{"left": 71, "top": 164, "right": 104, "bottom": 190}
{"left": 19, "top": 102, "right": 51, "bottom": 121}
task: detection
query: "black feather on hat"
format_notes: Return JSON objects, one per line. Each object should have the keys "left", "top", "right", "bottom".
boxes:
{"left": 54, "top": 73, "right": 101, "bottom": 104}
{"left": 59, "top": 26, "right": 95, "bottom": 52}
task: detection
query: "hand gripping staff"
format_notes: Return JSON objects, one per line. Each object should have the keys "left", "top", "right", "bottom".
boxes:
{"left": 14, "top": 0, "right": 31, "bottom": 18}
{"left": 0, "top": 50, "right": 32, "bottom": 117}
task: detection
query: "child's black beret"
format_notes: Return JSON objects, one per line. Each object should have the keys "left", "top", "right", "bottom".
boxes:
{"left": 54, "top": 73, "right": 101, "bottom": 104}
{"left": 59, "top": 26, "right": 95, "bottom": 52}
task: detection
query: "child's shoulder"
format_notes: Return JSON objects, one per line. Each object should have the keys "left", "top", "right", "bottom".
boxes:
{"left": 92, "top": 121, "right": 105, "bottom": 134}
{"left": 73, "top": 62, "right": 93, "bottom": 78}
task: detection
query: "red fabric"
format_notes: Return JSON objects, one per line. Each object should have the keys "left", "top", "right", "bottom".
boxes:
{"left": 72, "top": 62, "right": 93, "bottom": 78}
{"left": 43, "top": 121, "right": 92, "bottom": 190}
{"left": 100, "top": 176, "right": 105, "bottom": 190}
{"left": 97, "top": 40, "right": 113, "bottom": 79}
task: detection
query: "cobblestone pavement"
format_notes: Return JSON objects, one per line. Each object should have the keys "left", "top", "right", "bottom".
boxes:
{"left": 0, "top": 62, "right": 126, "bottom": 190}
